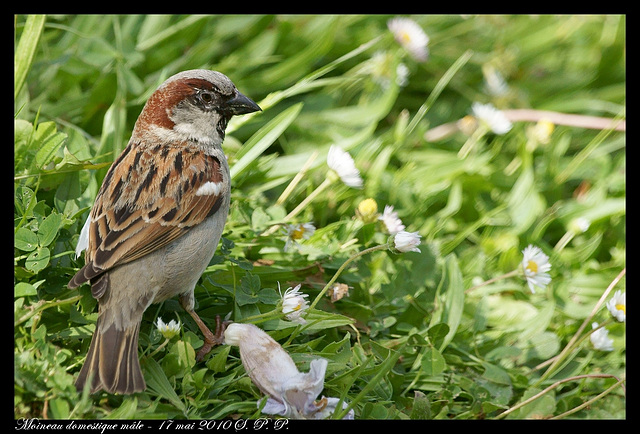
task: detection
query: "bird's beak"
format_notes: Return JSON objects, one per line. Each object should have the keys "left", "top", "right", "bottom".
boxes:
{"left": 226, "top": 91, "right": 261, "bottom": 115}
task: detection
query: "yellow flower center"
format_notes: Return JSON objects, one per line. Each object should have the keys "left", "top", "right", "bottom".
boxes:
{"left": 291, "top": 226, "right": 305, "bottom": 240}
{"left": 615, "top": 304, "right": 626, "bottom": 314}
{"left": 399, "top": 31, "right": 412, "bottom": 44}
{"left": 526, "top": 260, "right": 538, "bottom": 273}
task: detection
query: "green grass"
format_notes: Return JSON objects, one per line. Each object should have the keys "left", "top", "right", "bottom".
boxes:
{"left": 15, "top": 14, "right": 625, "bottom": 420}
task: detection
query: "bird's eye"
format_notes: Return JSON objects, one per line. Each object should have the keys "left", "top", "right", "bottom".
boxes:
{"left": 199, "top": 92, "right": 214, "bottom": 104}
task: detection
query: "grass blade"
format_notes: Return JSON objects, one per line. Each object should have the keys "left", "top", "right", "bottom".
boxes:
{"left": 15, "top": 15, "right": 46, "bottom": 99}
{"left": 230, "top": 102, "right": 303, "bottom": 179}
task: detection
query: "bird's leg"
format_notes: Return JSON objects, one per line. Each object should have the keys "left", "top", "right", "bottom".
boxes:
{"left": 179, "top": 295, "right": 229, "bottom": 361}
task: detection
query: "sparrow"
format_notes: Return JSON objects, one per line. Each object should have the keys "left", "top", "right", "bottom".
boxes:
{"left": 68, "top": 69, "right": 261, "bottom": 395}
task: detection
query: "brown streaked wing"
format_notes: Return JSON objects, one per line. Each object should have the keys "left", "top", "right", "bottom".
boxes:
{"left": 81, "top": 142, "right": 225, "bottom": 279}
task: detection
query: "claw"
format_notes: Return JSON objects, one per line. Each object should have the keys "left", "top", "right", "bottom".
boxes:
{"left": 193, "top": 314, "right": 230, "bottom": 362}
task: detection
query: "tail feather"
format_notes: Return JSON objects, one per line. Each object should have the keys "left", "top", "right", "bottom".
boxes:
{"left": 76, "top": 318, "right": 145, "bottom": 394}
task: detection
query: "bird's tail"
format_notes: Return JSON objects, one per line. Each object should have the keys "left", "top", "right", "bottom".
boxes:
{"left": 75, "top": 316, "right": 146, "bottom": 395}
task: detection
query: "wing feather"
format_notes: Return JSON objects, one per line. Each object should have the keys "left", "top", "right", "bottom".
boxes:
{"left": 69, "top": 141, "right": 228, "bottom": 291}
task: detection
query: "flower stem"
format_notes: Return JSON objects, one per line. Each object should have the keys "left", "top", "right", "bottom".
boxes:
{"left": 535, "top": 268, "right": 625, "bottom": 385}
{"left": 531, "top": 318, "right": 615, "bottom": 372}
{"left": 495, "top": 373, "right": 625, "bottom": 420}
{"left": 241, "top": 308, "right": 285, "bottom": 325}
{"left": 464, "top": 269, "right": 520, "bottom": 294}
{"left": 148, "top": 338, "right": 170, "bottom": 359}
{"left": 550, "top": 376, "right": 626, "bottom": 420}
{"left": 553, "top": 230, "right": 575, "bottom": 252}
{"left": 276, "top": 150, "right": 319, "bottom": 205}
{"left": 15, "top": 294, "right": 84, "bottom": 327}
{"left": 262, "top": 176, "right": 335, "bottom": 237}
{"left": 309, "top": 243, "right": 389, "bottom": 310}
{"left": 284, "top": 176, "right": 334, "bottom": 223}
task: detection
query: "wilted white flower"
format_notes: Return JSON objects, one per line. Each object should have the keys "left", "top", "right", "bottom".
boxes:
{"left": 471, "top": 102, "right": 512, "bottom": 135}
{"left": 280, "top": 283, "right": 310, "bottom": 324}
{"left": 327, "top": 283, "right": 350, "bottom": 302}
{"left": 224, "top": 323, "right": 354, "bottom": 419}
{"left": 521, "top": 245, "right": 552, "bottom": 293}
{"left": 387, "top": 17, "right": 429, "bottom": 62}
{"left": 155, "top": 317, "right": 181, "bottom": 339}
{"left": 393, "top": 230, "right": 422, "bottom": 253}
{"left": 327, "top": 145, "right": 363, "bottom": 188}
{"left": 379, "top": 205, "right": 406, "bottom": 234}
{"left": 590, "top": 322, "right": 614, "bottom": 352}
{"left": 283, "top": 223, "right": 316, "bottom": 252}
{"left": 606, "top": 290, "right": 626, "bottom": 322}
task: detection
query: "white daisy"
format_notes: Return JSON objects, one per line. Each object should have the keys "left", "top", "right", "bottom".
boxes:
{"left": 521, "top": 245, "right": 552, "bottom": 293}
{"left": 155, "top": 317, "right": 181, "bottom": 340}
{"left": 283, "top": 223, "right": 316, "bottom": 252}
{"left": 590, "top": 322, "right": 614, "bottom": 352}
{"left": 387, "top": 17, "right": 430, "bottom": 62}
{"left": 279, "top": 283, "right": 310, "bottom": 324}
{"left": 327, "top": 145, "right": 363, "bottom": 189}
{"left": 606, "top": 290, "right": 626, "bottom": 322}
{"left": 379, "top": 205, "right": 406, "bottom": 234}
{"left": 393, "top": 230, "right": 422, "bottom": 253}
{"left": 471, "top": 102, "right": 513, "bottom": 135}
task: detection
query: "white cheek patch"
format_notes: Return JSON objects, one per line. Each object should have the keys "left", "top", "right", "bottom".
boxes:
{"left": 195, "top": 181, "right": 224, "bottom": 197}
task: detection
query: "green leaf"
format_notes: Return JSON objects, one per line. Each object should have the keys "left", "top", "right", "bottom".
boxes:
{"left": 507, "top": 167, "right": 545, "bottom": 234}
{"left": 142, "top": 358, "right": 186, "bottom": 413}
{"left": 410, "top": 391, "right": 432, "bottom": 420}
{"left": 205, "top": 345, "right": 230, "bottom": 373}
{"left": 258, "top": 288, "right": 280, "bottom": 305}
{"left": 104, "top": 397, "right": 138, "bottom": 419}
{"left": 235, "top": 272, "right": 262, "bottom": 306}
{"left": 15, "top": 227, "right": 39, "bottom": 252}
{"left": 439, "top": 254, "right": 465, "bottom": 351}
{"left": 264, "top": 308, "right": 354, "bottom": 333}
{"left": 15, "top": 282, "right": 37, "bottom": 297}
{"left": 481, "top": 362, "right": 512, "bottom": 386}
{"left": 251, "top": 207, "right": 272, "bottom": 231}
{"left": 14, "top": 119, "right": 34, "bottom": 172}
{"left": 47, "top": 398, "right": 70, "bottom": 419}
{"left": 427, "top": 323, "right": 450, "bottom": 349}
{"left": 333, "top": 346, "right": 402, "bottom": 419}
{"left": 163, "top": 340, "right": 196, "bottom": 377}
{"left": 509, "top": 387, "right": 556, "bottom": 419}
{"left": 37, "top": 212, "right": 62, "bottom": 247}
{"left": 25, "top": 247, "right": 50, "bottom": 273}
{"left": 34, "top": 122, "right": 67, "bottom": 169}
{"left": 421, "top": 348, "right": 446, "bottom": 376}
